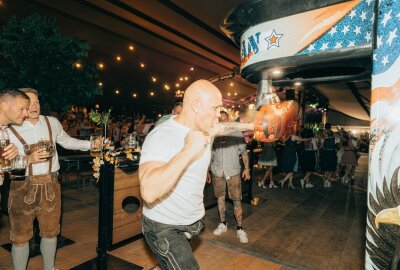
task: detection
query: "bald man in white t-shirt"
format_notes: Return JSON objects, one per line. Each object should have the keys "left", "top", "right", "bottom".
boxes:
{"left": 139, "top": 80, "right": 253, "bottom": 270}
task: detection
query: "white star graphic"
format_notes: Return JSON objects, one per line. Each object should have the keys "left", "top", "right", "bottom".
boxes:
{"left": 334, "top": 42, "right": 343, "bottom": 49}
{"left": 387, "top": 28, "right": 398, "bottom": 46}
{"left": 329, "top": 26, "right": 337, "bottom": 36}
{"left": 365, "top": 32, "right": 372, "bottom": 43}
{"left": 307, "top": 43, "right": 315, "bottom": 52}
{"left": 349, "top": 10, "right": 357, "bottom": 19}
{"left": 264, "top": 29, "right": 283, "bottom": 49}
{"left": 370, "top": 13, "right": 375, "bottom": 23}
{"left": 347, "top": 41, "right": 356, "bottom": 47}
{"left": 377, "top": 35, "right": 383, "bottom": 48}
{"left": 342, "top": 25, "right": 350, "bottom": 35}
{"left": 354, "top": 26, "right": 361, "bottom": 35}
{"left": 320, "top": 42, "right": 329, "bottom": 51}
{"left": 381, "top": 55, "right": 389, "bottom": 66}
{"left": 366, "top": 0, "right": 373, "bottom": 6}
{"left": 382, "top": 10, "right": 392, "bottom": 28}
{"left": 397, "top": 13, "right": 400, "bottom": 19}
{"left": 360, "top": 11, "right": 367, "bottom": 22}
{"left": 373, "top": 53, "right": 377, "bottom": 61}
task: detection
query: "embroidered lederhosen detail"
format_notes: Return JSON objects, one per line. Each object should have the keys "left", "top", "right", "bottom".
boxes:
{"left": 8, "top": 116, "right": 55, "bottom": 204}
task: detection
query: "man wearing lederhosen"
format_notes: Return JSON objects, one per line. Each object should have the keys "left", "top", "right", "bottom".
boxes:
{"left": 7, "top": 88, "right": 91, "bottom": 270}
{"left": 0, "top": 88, "right": 30, "bottom": 211}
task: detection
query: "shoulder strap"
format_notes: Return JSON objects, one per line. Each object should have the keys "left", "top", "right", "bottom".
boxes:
{"left": 44, "top": 116, "right": 53, "bottom": 174}
{"left": 8, "top": 125, "right": 28, "bottom": 148}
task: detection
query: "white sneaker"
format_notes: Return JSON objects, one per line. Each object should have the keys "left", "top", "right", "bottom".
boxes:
{"left": 327, "top": 181, "right": 332, "bottom": 188}
{"left": 237, "top": 229, "right": 248, "bottom": 243}
{"left": 300, "top": 179, "right": 305, "bottom": 188}
{"left": 213, "top": 223, "right": 227, "bottom": 236}
{"left": 324, "top": 180, "right": 329, "bottom": 188}
{"left": 305, "top": 183, "right": 314, "bottom": 188}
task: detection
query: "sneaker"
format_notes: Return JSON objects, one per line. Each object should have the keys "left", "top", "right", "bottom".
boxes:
{"left": 300, "top": 179, "right": 305, "bottom": 188}
{"left": 237, "top": 229, "right": 248, "bottom": 243}
{"left": 262, "top": 184, "right": 267, "bottom": 189}
{"left": 327, "top": 181, "right": 332, "bottom": 188}
{"left": 257, "top": 182, "right": 262, "bottom": 188}
{"left": 305, "top": 183, "right": 314, "bottom": 188}
{"left": 324, "top": 180, "right": 329, "bottom": 188}
{"left": 213, "top": 223, "right": 227, "bottom": 236}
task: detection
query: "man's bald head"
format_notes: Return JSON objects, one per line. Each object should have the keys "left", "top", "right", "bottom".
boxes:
{"left": 177, "top": 80, "right": 223, "bottom": 133}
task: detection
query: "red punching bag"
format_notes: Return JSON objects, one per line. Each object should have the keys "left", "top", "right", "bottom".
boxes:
{"left": 254, "top": 100, "right": 299, "bottom": 142}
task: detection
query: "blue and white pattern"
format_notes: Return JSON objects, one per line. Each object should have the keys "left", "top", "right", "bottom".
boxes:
{"left": 297, "top": 0, "right": 375, "bottom": 56}
{"left": 373, "top": 0, "right": 400, "bottom": 75}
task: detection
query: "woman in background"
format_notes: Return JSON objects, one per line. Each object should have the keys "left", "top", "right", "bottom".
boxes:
{"left": 258, "top": 142, "right": 278, "bottom": 188}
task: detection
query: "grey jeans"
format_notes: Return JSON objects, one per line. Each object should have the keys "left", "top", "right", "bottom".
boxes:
{"left": 142, "top": 215, "right": 204, "bottom": 270}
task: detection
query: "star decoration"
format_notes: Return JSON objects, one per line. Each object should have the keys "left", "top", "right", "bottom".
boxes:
{"left": 387, "top": 29, "right": 398, "bottom": 46}
{"left": 365, "top": 0, "right": 373, "bottom": 6}
{"left": 349, "top": 10, "right": 357, "bottom": 19}
{"left": 377, "top": 35, "right": 383, "bottom": 48}
{"left": 329, "top": 26, "right": 337, "bottom": 36}
{"left": 320, "top": 43, "right": 329, "bottom": 51}
{"left": 360, "top": 11, "right": 367, "bottom": 21}
{"left": 381, "top": 55, "right": 389, "bottom": 66}
{"left": 381, "top": 10, "right": 392, "bottom": 28}
{"left": 265, "top": 30, "right": 283, "bottom": 49}
{"left": 334, "top": 41, "right": 343, "bottom": 49}
{"left": 365, "top": 32, "right": 372, "bottom": 43}
{"left": 354, "top": 26, "right": 361, "bottom": 35}
{"left": 347, "top": 41, "right": 356, "bottom": 47}
{"left": 342, "top": 25, "right": 350, "bottom": 35}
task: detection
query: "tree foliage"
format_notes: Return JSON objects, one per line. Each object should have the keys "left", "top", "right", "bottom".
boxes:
{"left": 0, "top": 14, "right": 102, "bottom": 112}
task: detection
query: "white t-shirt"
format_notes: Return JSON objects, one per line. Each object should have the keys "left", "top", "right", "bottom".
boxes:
{"left": 139, "top": 118, "right": 211, "bottom": 225}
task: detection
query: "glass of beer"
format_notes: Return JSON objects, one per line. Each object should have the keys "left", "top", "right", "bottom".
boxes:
{"left": 10, "top": 155, "right": 28, "bottom": 180}
{"left": 124, "top": 133, "right": 137, "bottom": 152}
{"left": 0, "top": 129, "right": 11, "bottom": 172}
{"left": 90, "top": 134, "right": 102, "bottom": 157}
{"left": 38, "top": 139, "right": 51, "bottom": 160}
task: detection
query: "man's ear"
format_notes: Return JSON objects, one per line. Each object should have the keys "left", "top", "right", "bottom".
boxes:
{"left": 0, "top": 100, "right": 8, "bottom": 112}
{"left": 191, "top": 99, "right": 199, "bottom": 113}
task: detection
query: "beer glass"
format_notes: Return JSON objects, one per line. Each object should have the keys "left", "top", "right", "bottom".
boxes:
{"left": 125, "top": 133, "right": 137, "bottom": 150}
{"left": 38, "top": 139, "right": 51, "bottom": 160}
{"left": 90, "top": 134, "right": 102, "bottom": 157}
{"left": 0, "top": 129, "right": 11, "bottom": 172}
{"left": 10, "top": 155, "right": 28, "bottom": 180}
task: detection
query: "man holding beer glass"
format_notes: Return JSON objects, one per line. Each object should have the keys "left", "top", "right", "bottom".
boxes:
{"left": 0, "top": 88, "right": 29, "bottom": 211}
{"left": 7, "top": 88, "right": 90, "bottom": 270}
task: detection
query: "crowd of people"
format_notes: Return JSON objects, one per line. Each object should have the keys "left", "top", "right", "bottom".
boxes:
{"left": 256, "top": 123, "right": 366, "bottom": 190}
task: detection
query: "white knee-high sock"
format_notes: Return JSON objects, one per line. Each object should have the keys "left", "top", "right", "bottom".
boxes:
{"left": 11, "top": 242, "right": 29, "bottom": 270}
{"left": 40, "top": 237, "right": 57, "bottom": 270}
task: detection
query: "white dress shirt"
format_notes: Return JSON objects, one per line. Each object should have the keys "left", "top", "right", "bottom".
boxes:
{"left": 9, "top": 115, "right": 91, "bottom": 175}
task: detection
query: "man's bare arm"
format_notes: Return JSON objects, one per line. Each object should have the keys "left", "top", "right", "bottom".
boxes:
{"left": 139, "top": 130, "right": 208, "bottom": 204}
{"left": 241, "top": 150, "right": 250, "bottom": 170}
{"left": 210, "top": 122, "right": 254, "bottom": 138}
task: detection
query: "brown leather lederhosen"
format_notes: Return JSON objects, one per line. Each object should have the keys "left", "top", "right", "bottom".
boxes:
{"left": 8, "top": 116, "right": 57, "bottom": 204}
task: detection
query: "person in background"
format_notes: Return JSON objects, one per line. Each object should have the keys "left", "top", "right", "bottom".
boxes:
{"left": 208, "top": 111, "right": 251, "bottom": 243}
{"left": 258, "top": 142, "right": 278, "bottom": 188}
{"left": 300, "top": 129, "right": 318, "bottom": 188}
{"left": 320, "top": 129, "right": 337, "bottom": 188}
{"left": 155, "top": 101, "right": 183, "bottom": 126}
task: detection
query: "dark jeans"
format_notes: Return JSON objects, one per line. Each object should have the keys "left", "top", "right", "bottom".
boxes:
{"left": 142, "top": 215, "right": 204, "bottom": 270}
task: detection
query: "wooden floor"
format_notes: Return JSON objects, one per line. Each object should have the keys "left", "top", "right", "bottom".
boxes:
{"left": 0, "top": 154, "right": 368, "bottom": 270}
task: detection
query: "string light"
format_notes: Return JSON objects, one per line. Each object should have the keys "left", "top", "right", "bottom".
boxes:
{"left": 190, "top": 67, "right": 194, "bottom": 71}
{"left": 184, "top": 77, "right": 188, "bottom": 81}
{"left": 294, "top": 81, "right": 302, "bottom": 86}
{"left": 140, "top": 63, "right": 145, "bottom": 68}
{"left": 128, "top": 45, "right": 135, "bottom": 51}
{"left": 176, "top": 83, "right": 180, "bottom": 87}
{"left": 116, "top": 55, "right": 122, "bottom": 61}
{"left": 227, "top": 93, "right": 231, "bottom": 96}
{"left": 74, "top": 62, "right": 82, "bottom": 69}
{"left": 230, "top": 82, "right": 234, "bottom": 86}
{"left": 152, "top": 77, "right": 157, "bottom": 82}
{"left": 179, "top": 77, "right": 183, "bottom": 81}
{"left": 150, "top": 91, "right": 154, "bottom": 96}
{"left": 164, "top": 84, "right": 170, "bottom": 90}
{"left": 234, "top": 92, "right": 237, "bottom": 96}
{"left": 272, "top": 70, "right": 282, "bottom": 75}
{"left": 133, "top": 93, "right": 137, "bottom": 98}
{"left": 95, "top": 104, "right": 100, "bottom": 109}
{"left": 98, "top": 82, "right": 103, "bottom": 87}
{"left": 97, "top": 63, "right": 104, "bottom": 70}
{"left": 115, "top": 89, "right": 120, "bottom": 94}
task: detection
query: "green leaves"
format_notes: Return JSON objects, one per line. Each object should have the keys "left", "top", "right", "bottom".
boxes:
{"left": 0, "top": 14, "right": 102, "bottom": 113}
{"left": 89, "top": 109, "right": 111, "bottom": 126}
